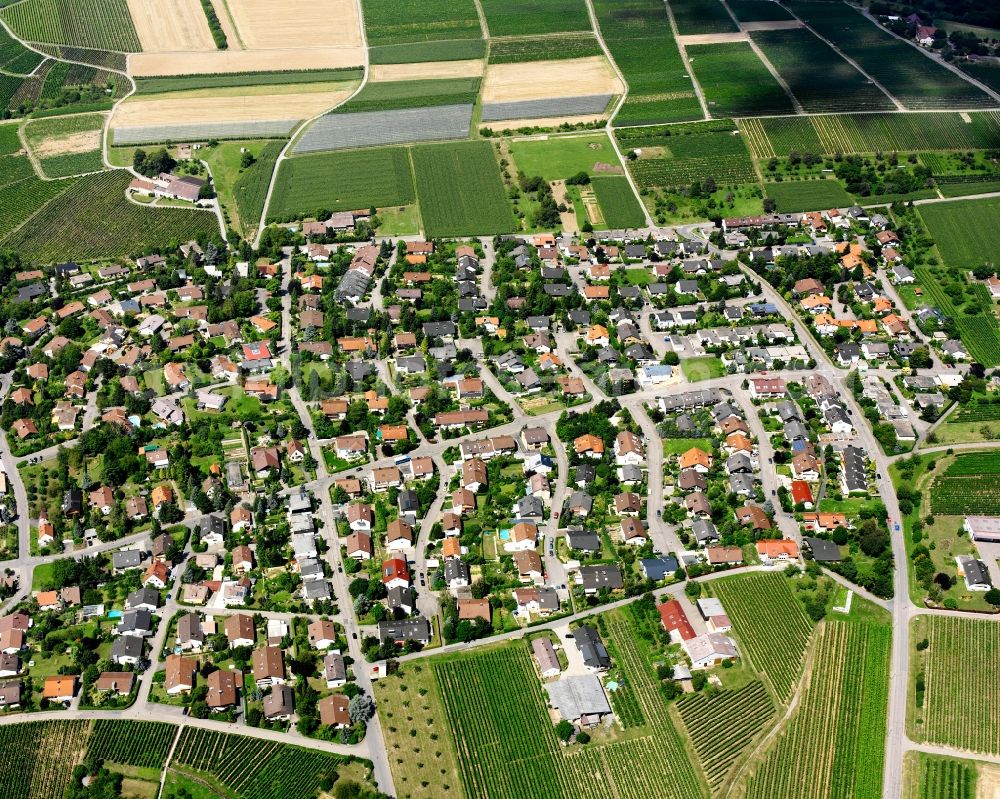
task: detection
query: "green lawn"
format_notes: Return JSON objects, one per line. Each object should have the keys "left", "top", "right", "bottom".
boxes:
{"left": 508, "top": 133, "right": 622, "bottom": 181}
{"left": 681, "top": 356, "right": 726, "bottom": 381}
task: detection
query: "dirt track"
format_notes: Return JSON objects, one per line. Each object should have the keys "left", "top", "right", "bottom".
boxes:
{"left": 482, "top": 57, "right": 622, "bottom": 103}
{"left": 126, "top": 0, "right": 217, "bottom": 52}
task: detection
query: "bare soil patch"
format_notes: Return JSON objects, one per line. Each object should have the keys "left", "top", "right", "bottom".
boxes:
{"left": 128, "top": 47, "right": 364, "bottom": 75}
{"left": 482, "top": 56, "right": 622, "bottom": 102}
{"left": 551, "top": 180, "right": 578, "bottom": 234}
{"left": 33, "top": 129, "right": 102, "bottom": 157}
{"left": 226, "top": 0, "right": 361, "bottom": 49}
{"left": 370, "top": 60, "right": 483, "bottom": 82}
{"left": 126, "top": 0, "right": 217, "bottom": 52}
{"left": 978, "top": 764, "right": 1000, "bottom": 799}
{"left": 676, "top": 32, "right": 749, "bottom": 44}
{"left": 739, "top": 20, "right": 805, "bottom": 31}
{"left": 482, "top": 113, "right": 605, "bottom": 130}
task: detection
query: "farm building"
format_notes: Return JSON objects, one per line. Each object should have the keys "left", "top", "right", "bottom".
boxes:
{"left": 964, "top": 516, "right": 1000, "bottom": 543}
{"left": 531, "top": 637, "right": 561, "bottom": 678}
{"left": 682, "top": 633, "right": 739, "bottom": 669}
{"left": 546, "top": 675, "right": 612, "bottom": 726}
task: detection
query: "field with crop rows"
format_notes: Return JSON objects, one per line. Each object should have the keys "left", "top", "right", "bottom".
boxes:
{"left": 907, "top": 753, "right": 977, "bottom": 799}
{"left": 270, "top": 146, "right": 415, "bottom": 220}
{"left": 751, "top": 29, "right": 894, "bottom": 113}
{"left": 412, "top": 141, "right": 515, "bottom": 237}
{"left": 919, "top": 616, "right": 1000, "bottom": 754}
{"left": 669, "top": 0, "right": 739, "bottom": 34}
{"left": 0, "top": 123, "right": 21, "bottom": 155}
{"left": 0, "top": 172, "right": 77, "bottom": 239}
{"left": 85, "top": 720, "right": 176, "bottom": 768}
{"left": 930, "top": 453, "right": 1000, "bottom": 515}
{"left": 591, "top": 0, "right": 702, "bottom": 125}
{"left": 740, "top": 616, "right": 890, "bottom": 799}
{"left": 488, "top": 34, "right": 602, "bottom": 63}
{"left": 913, "top": 265, "right": 1000, "bottom": 366}
{"left": 482, "top": 94, "right": 612, "bottom": 122}
{"left": 764, "top": 180, "right": 853, "bottom": 213}
{"left": 0, "top": 154, "right": 37, "bottom": 188}
{"left": 23, "top": 111, "right": 105, "bottom": 177}
{"left": 33, "top": 43, "right": 127, "bottom": 71}
{"left": 711, "top": 573, "right": 814, "bottom": 701}
{"left": 728, "top": 0, "right": 793, "bottom": 21}
{"left": 232, "top": 140, "right": 282, "bottom": 234}
{"left": 368, "top": 38, "right": 486, "bottom": 65}
{"left": 676, "top": 681, "right": 775, "bottom": 790}
{"left": 787, "top": 2, "right": 994, "bottom": 110}
{"left": 1, "top": 169, "right": 218, "bottom": 260}
{"left": 334, "top": 77, "right": 480, "bottom": 114}
{"left": 687, "top": 42, "right": 794, "bottom": 117}
{"left": 919, "top": 197, "right": 1000, "bottom": 269}
{"left": 360, "top": 0, "right": 482, "bottom": 44}
{"left": 617, "top": 120, "right": 758, "bottom": 189}
{"left": 173, "top": 727, "right": 350, "bottom": 799}
{"left": 135, "top": 69, "right": 364, "bottom": 95}
{"left": 591, "top": 175, "right": 645, "bottom": 227}
{"left": 1, "top": 0, "right": 140, "bottom": 52}
{"left": 480, "top": 0, "right": 590, "bottom": 36}
{"left": 961, "top": 62, "right": 1000, "bottom": 93}
{"left": 1, "top": 25, "right": 44, "bottom": 73}
{"left": 294, "top": 104, "right": 472, "bottom": 153}
{"left": 950, "top": 402, "right": 1000, "bottom": 423}
{"left": 0, "top": 720, "right": 91, "bottom": 799}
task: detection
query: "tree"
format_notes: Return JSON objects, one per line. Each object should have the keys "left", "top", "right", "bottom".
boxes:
{"left": 348, "top": 693, "right": 374, "bottom": 723}
{"left": 986, "top": 588, "right": 1000, "bottom": 608}
{"left": 555, "top": 720, "right": 574, "bottom": 741}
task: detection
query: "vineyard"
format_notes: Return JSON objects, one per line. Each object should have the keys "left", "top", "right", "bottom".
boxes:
{"left": 0, "top": 720, "right": 91, "bottom": 799}
{"left": 617, "top": 120, "right": 758, "bottom": 189}
{"left": 479, "top": 0, "right": 591, "bottom": 36}
{"left": 750, "top": 29, "right": 894, "bottom": 114}
{"left": 919, "top": 197, "right": 1000, "bottom": 269}
{"left": 787, "top": 2, "right": 995, "bottom": 110}
{"left": 85, "top": 720, "right": 177, "bottom": 769}
{"left": 0, "top": 173, "right": 78, "bottom": 239}
{"left": 686, "top": 42, "right": 795, "bottom": 118}
{"left": 913, "top": 264, "right": 1000, "bottom": 367}
{"left": 950, "top": 401, "right": 1000, "bottom": 424}
{"left": 487, "top": 34, "right": 603, "bottom": 64}
{"left": 728, "top": 0, "right": 793, "bottom": 21}
{"left": 930, "top": 453, "right": 1000, "bottom": 515}
{"left": 368, "top": 39, "right": 486, "bottom": 65}
{"left": 411, "top": 141, "right": 516, "bottom": 238}
{"left": 232, "top": 140, "right": 283, "bottom": 236}
{"left": 1, "top": 0, "right": 141, "bottom": 52}
{"left": 1, "top": 24, "right": 44, "bottom": 74}
{"left": 0, "top": 123, "right": 21, "bottom": 155}
{"left": 23, "top": 111, "right": 106, "bottom": 178}
{"left": 432, "top": 619, "right": 707, "bottom": 799}
{"left": 333, "top": 78, "right": 481, "bottom": 114}
{"left": 0, "top": 169, "right": 218, "bottom": 261}
{"left": 676, "top": 681, "right": 775, "bottom": 790}
{"left": 668, "top": 0, "right": 739, "bottom": 35}
{"left": 591, "top": 0, "right": 702, "bottom": 125}
{"left": 360, "top": 0, "right": 482, "bottom": 44}
{"left": 919, "top": 616, "right": 1000, "bottom": 754}
{"left": 739, "top": 616, "right": 891, "bottom": 799}
{"left": 172, "top": 727, "right": 350, "bottom": 799}
{"left": 710, "top": 573, "right": 814, "bottom": 701}
{"left": 908, "top": 754, "right": 977, "bottom": 799}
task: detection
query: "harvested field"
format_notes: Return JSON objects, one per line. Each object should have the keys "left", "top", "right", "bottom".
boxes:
{"left": 30, "top": 128, "right": 101, "bottom": 157}
{"left": 226, "top": 0, "right": 361, "bottom": 49}
{"left": 482, "top": 56, "right": 621, "bottom": 102}
{"left": 482, "top": 94, "right": 612, "bottom": 121}
{"left": 676, "top": 32, "right": 748, "bottom": 44}
{"left": 129, "top": 47, "right": 364, "bottom": 75}
{"left": 293, "top": 104, "right": 472, "bottom": 152}
{"left": 369, "top": 60, "right": 483, "bottom": 81}
{"left": 483, "top": 113, "right": 604, "bottom": 130}
{"left": 740, "top": 20, "right": 802, "bottom": 30}
{"left": 126, "top": 0, "right": 216, "bottom": 52}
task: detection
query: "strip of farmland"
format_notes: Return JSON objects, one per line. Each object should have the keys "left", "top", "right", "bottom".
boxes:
{"left": 481, "top": 94, "right": 612, "bottom": 121}
{"left": 686, "top": 41, "right": 795, "bottom": 117}
{"left": 293, "top": 104, "right": 473, "bottom": 153}
{"left": 114, "top": 119, "right": 298, "bottom": 145}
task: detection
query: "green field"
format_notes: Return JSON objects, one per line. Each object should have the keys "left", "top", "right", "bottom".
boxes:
{"left": 368, "top": 38, "right": 486, "bottom": 64}
{"left": 960, "top": 62, "right": 1000, "bottom": 94}
{"left": 1, "top": 23, "right": 45, "bottom": 73}
{"left": 0, "top": 172, "right": 78, "bottom": 239}
{"left": 919, "top": 197, "right": 1000, "bottom": 269}
{"left": 914, "top": 264, "right": 1000, "bottom": 366}
{"left": 0, "top": 153, "right": 36, "bottom": 188}
{"left": 134, "top": 69, "right": 364, "bottom": 95}
{"left": 740, "top": 614, "right": 890, "bottom": 799}
{"left": 479, "top": 0, "right": 591, "bottom": 36}
{"left": 930, "top": 452, "right": 1000, "bottom": 515}
{"left": 787, "top": 2, "right": 995, "bottom": 110}
{"left": 711, "top": 573, "right": 814, "bottom": 701}
{"left": 1, "top": 169, "right": 218, "bottom": 260}
{"left": 591, "top": 175, "right": 645, "bottom": 227}
{"left": 231, "top": 140, "right": 282, "bottom": 236}
{"left": 0, "top": 122, "right": 21, "bottom": 155}
{"left": 592, "top": 0, "right": 702, "bottom": 125}
{"left": 751, "top": 28, "right": 895, "bottom": 114}
{"left": 618, "top": 120, "right": 758, "bottom": 189}
{"left": 905, "top": 752, "right": 978, "bottom": 799}
{"left": 333, "top": 77, "right": 480, "bottom": 114}
{"left": 23, "top": 112, "right": 105, "bottom": 178}
{"left": 86, "top": 720, "right": 177, "bottom": 768}
{"left": 360, "top": 0, "right": 483, "bottom": 44}
{"left": 687, "top": 42, "right": 795, "bottom": 117}
{"left": 269, "top": 146, "right": 415, "bottom": 221}
{"left": 681, "top": 355, "right": 726, "bottom": 382}
{"left": 488, "top": 34, "right": 602, "bottom": 63}
{"left": 509, "top": 133, "right": 620, "bottom": 180}
{"left": 915, "top": 615, "right": 1000, "bottom": 754}
{"left": 764, "top": 180, "right": 853, "bottom": 213}
{"left": 669, "top": 0, "right": 739, "bottom": 35}
{"left": 1, "top": 0, "right": 140, "bottom": 52}
{"left": 728, "top": 0, "right": 793, "bottom": 21}
{"left": 411, "top": 140, "right": 516, "bottom": 237}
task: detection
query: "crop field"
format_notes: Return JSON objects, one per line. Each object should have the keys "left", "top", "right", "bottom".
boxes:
{"left": 1, "top": 169, "right": 218, "bottom": 260}
{"left": 728, "top": 0, "right": 794, "bottom": 21}
{"left": 294, "top": 103, "right": 472, "bottom": 152}
{"left": 335, "top": 77, "right": 480, "bottom": 113}
{"left": 86, "top": 720, "right": 176, "bottom": 768}
{"left": 509, "top": 133, "right": 622, "bottom": 180}
{"left": 676, "top": 681, "right": 775, "bottom": 790}
{"left": 591, "top": 0, "right": 702, "bottom": 126}
{"left": 0, "top": 720, "right": 91, "bottom": 799}
{"left": 1, "top": 25, "right": 45, "bottom": 74}
{"left": 764, "top": 180, "right": 853, "bottom": 213}
{"left": 480, "top": 0, "right": 591, "bottom": 36}
{"left": 751, "top": 29, "right": 895, "bottom": 113}
{"left": 906, "top": 753, "right": 977, "bottom": 799}
{"left": 937, "top": 177, "right": 1000, "bottom": 197}
{"left": 617, "top": 120, "right": 758, "bottom": 189}
{"left": 0, "top": 154, "right": 37, "bottom": 188}
{"left": 134, "top": 68, "right": 364, "bottom": 95}
{"left": 950, "top": 403, "right": 1000, "bottom": 423}
{"left": 482, "top": 95, "right": 612, "bottom": 122}
{"left": 711, "top": 573, "right": 814, "bottom": 701}
{"left": 433, "top": 618, "right": 707, "bottom": 799}
{"left": 1, "top": 0, "right": 140, "bottom": 52}
{"left": 0, "top": 123, "right": 21, "bottom": 155}
{"left": 231, "top": 139, "right": 282, "bottom": 235}
{"left": 669, "top": 0, "right": 739, "bottom": 35}
{"left": 369, "top": 38, "right": 486, "bottom": 65}
{"left": 740, "top": 616, "right": 890, "bottom": 799}
{"left": 930, "top": 453, "right": 1000, "bottom": 515}
{"left": 591, "top": 176, "right": 645, "bottom": 227}
{"left": 33, "top": 43, "right": 127, "bottom": 71}
{"left": 686, "top": 42, "right": 795, "bottom": 117}
{"left": 961, "top": 62, "right": 1000, "bottom": 94}
{"left": 919, "top": 197, "right": 1000, "bottom": 269}
{"left": 488, "top": 34, "right": 602, "bottom": 63}
{"left": 270, "top": 146, "right": 415, "bottom": 220}
{"left": 173, "top": 727, "right": 349, "bottom": 799}
{"left": 361, "top": 0, "right": 482, "bottom": 44}
{"left": 787, "top": 2, "right": 995, "bottom": 110}
{"left": 412, "top": 141, "right": 516, "bottom": 237}
{"left": 0, "top": 172, "right": 77, "bottom": 239}
{"left": 918, "top": 616, "right": 1000, "bottom": 754}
